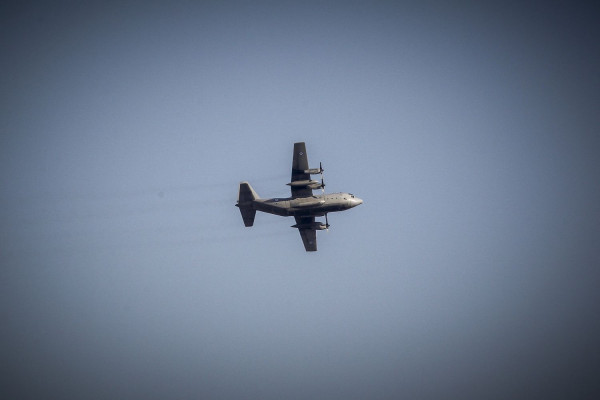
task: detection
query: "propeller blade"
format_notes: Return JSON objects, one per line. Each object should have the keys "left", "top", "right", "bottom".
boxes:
{"left": 319, "top": 162, "right": 325, "bottom": 194}
{"left": 325, "top": 213, "right": 329, "bottom": 232}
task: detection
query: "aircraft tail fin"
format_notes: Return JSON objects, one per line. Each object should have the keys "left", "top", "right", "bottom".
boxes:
{"left": 236, "top": 182, "right": 259, "bottom": 227}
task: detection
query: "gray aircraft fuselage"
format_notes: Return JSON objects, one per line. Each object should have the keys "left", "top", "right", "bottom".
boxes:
{"left": 254, "top": 192, "right": 362, "bottom": 217}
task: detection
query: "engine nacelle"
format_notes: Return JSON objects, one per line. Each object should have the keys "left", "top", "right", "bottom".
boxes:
{"left": 291, "top": 222, "right": 329, "bottom": 230}
{"left": 286, "top": 180, "right": 324, "bottom": 189}
{"left": 314, "top": 223, "right": 329, "bottom": 231}
{"left": 304, "top": 162, "right": 324, "bottom": 175}
{"left": 304, "top": 168, "right": 321, "bottom": 174}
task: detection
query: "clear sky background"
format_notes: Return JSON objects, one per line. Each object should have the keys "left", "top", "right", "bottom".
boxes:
{"left": 1, "top": 1, "right": 599, "bottom": 399}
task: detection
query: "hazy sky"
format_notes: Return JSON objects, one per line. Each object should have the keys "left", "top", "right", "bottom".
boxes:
{"left": 1, "top": 1, "right": 599, "bottom": 399}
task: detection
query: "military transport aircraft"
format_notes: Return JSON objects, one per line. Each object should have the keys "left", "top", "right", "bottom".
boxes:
{"left": 236, "top": 142, "right": 362, "bottom": 251}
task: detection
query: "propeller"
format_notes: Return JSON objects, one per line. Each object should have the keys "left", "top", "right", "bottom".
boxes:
{"left": 320, "top": 162, "right": 325, "bottom": 194}
{"left": 325, "top": 213, "right": 330, "bottom": 232}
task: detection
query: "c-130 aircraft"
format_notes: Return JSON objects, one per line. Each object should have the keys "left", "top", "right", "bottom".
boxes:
{"left": 236, "top": 142, "right": 363, "bottom": 251}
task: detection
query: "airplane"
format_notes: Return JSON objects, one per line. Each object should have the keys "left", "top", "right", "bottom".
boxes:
{"left": 236, "top": 142, "right": 363, "bottom": 251}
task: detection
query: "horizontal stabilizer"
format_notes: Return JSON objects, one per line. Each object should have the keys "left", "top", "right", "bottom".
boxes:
{"left": 239, "top": 208, "right": 256, "bottom": 227}
{"left": 238, "top": 181, "right": 259, "bottom": 204}
{"left": 237, "top": 182, "right": 259, "bottom": 227}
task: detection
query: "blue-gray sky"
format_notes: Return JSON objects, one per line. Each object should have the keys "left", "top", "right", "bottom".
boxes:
{"left": 1, "top": 1, "right": 599, "bottom": 399}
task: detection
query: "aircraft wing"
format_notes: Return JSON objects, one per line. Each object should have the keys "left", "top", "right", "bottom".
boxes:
{"left": 291, "top": 142, "right": 313, "bottom": 198}
{"left": 295, "top": 216, "right": 317, "bottom": 252}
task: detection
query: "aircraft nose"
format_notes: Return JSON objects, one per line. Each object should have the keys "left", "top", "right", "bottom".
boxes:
{"left": 354, "top": 197, "right": 363, "bottom": 206}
